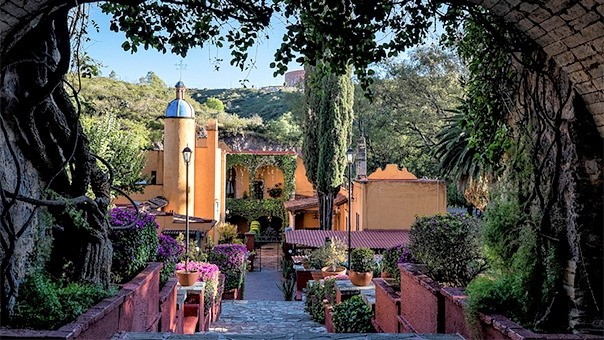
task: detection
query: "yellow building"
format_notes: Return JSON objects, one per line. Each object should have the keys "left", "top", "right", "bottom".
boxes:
{"left": 114, "top": 81, "right": 226, "bottom": 239}
{"left": 116, "top": 81, "right": 446, "bottom": 241}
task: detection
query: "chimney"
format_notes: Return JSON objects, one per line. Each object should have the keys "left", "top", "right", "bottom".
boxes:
{"left": 356, "top": 136, "right": 367, "bottom": 179}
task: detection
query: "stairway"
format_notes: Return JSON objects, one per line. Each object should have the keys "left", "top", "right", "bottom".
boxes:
{"left": 208, "top": 300, "right": 327, "bottom": 335}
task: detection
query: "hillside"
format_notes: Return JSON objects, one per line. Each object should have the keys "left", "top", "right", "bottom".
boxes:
{"left": 189, "top": 87, "right": 302, "bottom": 122}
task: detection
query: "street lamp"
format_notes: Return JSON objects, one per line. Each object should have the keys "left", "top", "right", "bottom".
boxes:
{"left": 182, "top": 146, "right": 192, "bottom": 269}
{"left": 346, "top": 147, "right": 354, "bottom": 270}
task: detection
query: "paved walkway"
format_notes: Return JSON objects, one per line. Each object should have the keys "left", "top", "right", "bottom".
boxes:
{"left": 244, "top": 269, "right": 284, "bottom": 300}
{"left": 208, "top": 300, "right": 326, "bottom": 335}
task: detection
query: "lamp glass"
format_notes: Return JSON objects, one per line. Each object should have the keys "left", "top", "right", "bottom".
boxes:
{"left": 182, "top": 146, "right": 192, "bottom": 164}
{"left": 346, "top": 148, "right": 354, "bottom": 164}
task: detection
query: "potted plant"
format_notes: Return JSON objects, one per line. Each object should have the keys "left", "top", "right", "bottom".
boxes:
{"left": 268, "top": 183, "right": 283, "bottom": 198}
{"left": 349, "top": 247, "right": 375, "bottom": 286}
{"left": 320, "top": 238, "right": 347, "bottom": 278}
{"left": 308, "top": 247, "right": 326, "bottom": 281}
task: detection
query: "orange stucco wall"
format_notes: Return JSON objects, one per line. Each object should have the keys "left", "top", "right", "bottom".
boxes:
{"left": 163, "top": 117, "right": 196, "bottom": 214}
{"left": 295, "top": 156, "right": 314, "bottom": 197}
{"left": 194, "top": 120, "right": 220, "bottom": 220}
{"left": 357, "top": 180, "right": 447, "bottom": 230}
{"left": 298, "top": 210, "right": 320, "bottom": 229}
{"left": 141, "top": 150, "right": 164, "bottom": 185}
{"left": 255, "top": 165, "right": 284, "bottom": 198}
{"left": 232, "top": 165, "right": 250, "bottom": 198}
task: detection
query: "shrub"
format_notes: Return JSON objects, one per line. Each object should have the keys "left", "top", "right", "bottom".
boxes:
{"left": 410, "top": 213, "right": 486, "bottom": 287}
{"left": 332, "top": 295, "right": 374, "bottom": 333}
{"left": 382, "top": 244, "right": 414, "bottom": 284}
{"left": 276, "top": 278, "right": 295, "bottom": 301}
{"left": 156, "top": 233, "right": 184, "bottom": 286}
{"left": 208, "top": 244, "right": 247, "bottom": 291}
{"left": 323, "top": 277, "right": 337, "bottom": 306}
{"left": 308, "top": 238, "right": 347, "bottom": 270}
{"left": 217, "top": 223, "right": 239, "bottom": 244}
{"left": 304, "top": 281, "right": 325, "bottom": 323}
{"left": 350, "top": 248, "right": 375, "bottom": 272}
{"left": 109, "top": 208, "right": 159, "bottom": 283}
{"left": 10, "top": 274, "right": 114, "bottom": 330}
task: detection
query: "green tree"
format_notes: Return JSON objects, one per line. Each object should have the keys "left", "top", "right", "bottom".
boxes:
{"left": 81, "top": 114, "right": 148, "bottom": 194}
{"left": 204, "top": 97, "right": 225, "bottom": 112}
{"left": 354, "top": 46, "right": 464, "bottom": 178}
{"left": 303, "top": 62, "right": 354, "bottom": 230}
{"left": 264, "top": 112, "right": 302, "bottom": 147}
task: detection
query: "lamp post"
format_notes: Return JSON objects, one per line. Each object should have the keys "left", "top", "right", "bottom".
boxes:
{"left": 346, "top": 147, "right": 354, "bottom": 270}
{"left": 182, "top": 146, "right": 192, "bottom": 269}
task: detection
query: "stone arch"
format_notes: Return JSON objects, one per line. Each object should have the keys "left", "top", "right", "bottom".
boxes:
{"left": 464, "top": 0, "right": 603, "bottom": 136}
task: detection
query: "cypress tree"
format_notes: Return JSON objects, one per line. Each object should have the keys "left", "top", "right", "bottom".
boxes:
{"left": 302, "top": 61, "right": 354, "bottom": 230}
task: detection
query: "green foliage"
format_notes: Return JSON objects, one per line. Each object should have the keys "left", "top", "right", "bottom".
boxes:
{"left": 323, "top": 277, "right": 337, "bottom": 306}
{"left": 191, "top": 87, "right": 302, "bottom": 123}
{"left": 303, "top": 62, "right": 354, "bottom": 230}
{"left": 467, "top": 181, "right": 567, "bottom": 332}
{"left": 249, "top": 221, "right": 260, "bottom": 235}
{"left": 109, "top": 208, "right": 159, "bottom": 284}
{"left": 381, "top": 244, "right": 414, "bottom": 285}
{"left": 81, "top": 113, "right": 147, "bottom": 193}
{"left": 309, "top": 238, "right": 347, "bottom": 271}
{"left": 304, "top": 281, "right": 325, "bottom": 323}
{"left": 353, "top": 46, "right": 463, "bottom": 177}
{"left": 217, "top": 223, "right": 239, "bottom": 244}
{"left": 10, "top": 274, "right": 114, "bottom": 330}
{"left": 332, "top": 295, "right": 374, "bottom": 333}
{"left": 204, "top": 97, "right": 225, "bottom": 112}
{"left": 225, "top": 153, "right": 296, "bottom": 225}
{"left": 276, "top": 278, "right": 295, "bottom": 301}
{"left": 350, "top": 248, "right": 375, "bottom": 273}
{"left": 264, "top": 112, "right": 303, "bottom": 147}
{"left": 410, "top": 213, "right": 486, "bottom": 287}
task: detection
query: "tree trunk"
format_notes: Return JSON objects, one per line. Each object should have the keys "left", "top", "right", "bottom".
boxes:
{"left": 1, "top": 7, "right": 113, "bottom": 322}
{"left": 318, "top": 191, "right": 335, "bottom": 231}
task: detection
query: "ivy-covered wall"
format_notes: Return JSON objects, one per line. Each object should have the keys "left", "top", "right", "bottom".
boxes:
{"left": 225, "top": 153, "right": 297, "bottom": 228}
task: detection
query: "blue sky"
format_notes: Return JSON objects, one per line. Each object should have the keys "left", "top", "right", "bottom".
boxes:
{"left": 85, "top": 5, "right": 302, "bottom": 89}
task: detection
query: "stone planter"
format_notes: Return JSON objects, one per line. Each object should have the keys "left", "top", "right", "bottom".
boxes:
{"left": 398, "top": 262, "right": 444, "bottom": 334}
{"left": 222, "top": 288, "right": 239, "bottom": 300}
{"left": 324, "top": 302, "right": 335, "bottom": 333}
{"left": 0, "top": 262, "right": 164, "bottom": 339}
{"left": 373, "top": 278, "right": 400, "bottom": 333}
{"left": 349, "top": 271, "right": 373, "bottom": 286}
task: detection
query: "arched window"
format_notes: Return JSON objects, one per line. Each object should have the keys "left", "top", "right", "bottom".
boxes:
{"left": 226, "top": 168, "right": 236, "bottom": 198}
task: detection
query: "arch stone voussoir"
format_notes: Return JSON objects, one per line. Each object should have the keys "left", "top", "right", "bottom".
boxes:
{"left": 468, "top": 0, "right": 604, "bottom": 137}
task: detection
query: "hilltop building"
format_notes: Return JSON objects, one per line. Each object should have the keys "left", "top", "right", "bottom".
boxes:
{"left": 284, "top": 70, "right": 305, "bottom": 87}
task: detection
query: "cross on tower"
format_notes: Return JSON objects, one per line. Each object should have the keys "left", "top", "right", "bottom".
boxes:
{"left": 175, "top": 60, "right": 188, "bottom": 80}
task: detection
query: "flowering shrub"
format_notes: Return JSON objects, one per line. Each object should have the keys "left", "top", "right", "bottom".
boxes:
{"left": 109, "top": 208, "right": 159, "bottom": 283}
{"left": 176, "top": 261, "right": 220, "bottom": 313}
{"left": 208, "top": 244, "right": 248, "bottom": 291}
{"left": 410, "top": 213, "right": 486, "bottom": 287}
{"left": 382, "top": 244, "right": 414, "bottom": 285}
{"left": 156, "top": 233, "right": 184, "bottom": 285}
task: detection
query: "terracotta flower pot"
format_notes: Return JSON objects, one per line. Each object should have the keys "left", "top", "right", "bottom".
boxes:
{"left": 176, "top": 270, "right": 199, "bottom": 286}
{"left": 349, "top": 271, "right": 374, "bottom": 286}
{"left": 380, "top": 271, "right": 390, "bottom": 279}
{"left": 311, "top": 270, "right": 324, "bottom": 281}
{"left": 321, "top": 265, "right": 347, "bottom": 278}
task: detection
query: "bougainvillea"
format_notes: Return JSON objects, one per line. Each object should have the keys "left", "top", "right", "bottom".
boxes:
{"left": 156, "top": 233, "right": 184, "bottom": 286}
{"left": 176, "top": 261, "right": 220, "bottom": 313}
{"left": 109, "top": 208, "right": 159, "bottom": 283}
{"left": 208, "top": 244, "right": 248, "bottom": 291}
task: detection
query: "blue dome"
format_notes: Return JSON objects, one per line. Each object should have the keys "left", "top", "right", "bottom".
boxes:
{"left": 165, "top": 99, "right": 195, "bottom": 118}
{"left": 175, "top": 80, "right": 186, "bottom": 88}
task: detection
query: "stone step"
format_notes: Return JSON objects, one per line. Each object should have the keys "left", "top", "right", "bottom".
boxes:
{"left": 209, "top": 300, "right": 326, "bottom": 334}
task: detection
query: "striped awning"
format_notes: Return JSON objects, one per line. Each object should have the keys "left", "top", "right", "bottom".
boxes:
{"left": 284, "top": 229, "right": 410, "bottom": 250}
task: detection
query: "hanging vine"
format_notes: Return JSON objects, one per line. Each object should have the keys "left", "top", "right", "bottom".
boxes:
{"left": 225, "top": 153, "right": 297, "bottom": 227}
